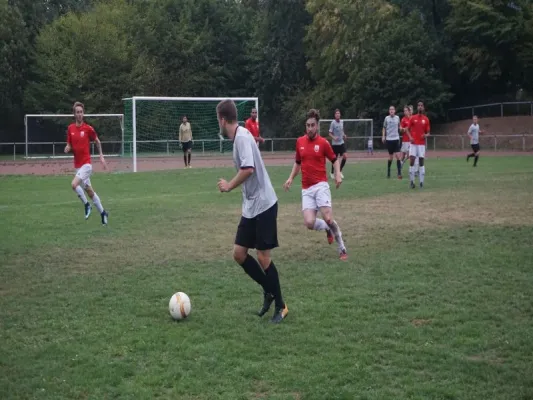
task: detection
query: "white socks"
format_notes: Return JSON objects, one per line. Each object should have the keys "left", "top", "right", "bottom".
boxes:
{"left": 409, "top": 166, "right": 415, "bottom": 182}
{"left": 91, "top": 192, "right": 104, "bottom": 213}
{"left": 75, "top": 186, "right": 88, "bottom": 204}
{"left": 419, "top": 166, "right": 425, "bottom": 184}
{"left": 313, "top": 218, "right": 328, "bottom": 231}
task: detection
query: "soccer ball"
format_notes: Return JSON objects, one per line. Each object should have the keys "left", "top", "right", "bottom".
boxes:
{"left": 168, "top": 292, "right": 191, "bottom": 320}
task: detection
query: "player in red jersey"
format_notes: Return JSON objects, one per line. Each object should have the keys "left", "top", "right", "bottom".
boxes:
{"left": 399, "top": 105, "right": 412, "bottom": 167}
{"left": 64, "top": 102, "right": 109, "bottom": 225}
{"left": 406, "top": 101, "right": 430, "bottom": 189}
{"left": 244, "top": 108, "right": 264, "bottom": 145}
{"left": 283, "top": 109, "right": 347, "bottom": 260}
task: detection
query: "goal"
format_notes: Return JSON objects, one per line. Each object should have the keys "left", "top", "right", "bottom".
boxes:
{"left": 319, "top": 119, "right": 374, "bottom": 150}
{"left": 24, "top": 114, "right": 124, "bottom": 159}
{"left": 122, "top": 96, "right": 259, "bottom": 172}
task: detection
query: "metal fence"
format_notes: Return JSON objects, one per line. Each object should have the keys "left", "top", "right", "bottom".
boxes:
{"left": 1, "top": 135, "right": 532, "bottom": 161}
{"left": 447, "top": 102, "right": 533, "bottom": 121}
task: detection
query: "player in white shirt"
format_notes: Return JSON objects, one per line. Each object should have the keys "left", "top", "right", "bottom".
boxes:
{"left": 466, "top": 115, "right": 484, "bottom": 167}
{"left": 382, "top": 106, "right": 402, "bottom": 179}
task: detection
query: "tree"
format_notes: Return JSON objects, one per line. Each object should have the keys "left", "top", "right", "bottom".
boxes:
{"left": 446, "top": 0, "right": 533, "bottom": 96}
{"left": 24, "top": 0, "right": 139, "bottom": 114}
{"left": 0, "top": 0, "right": 31, "bottom": 139}
{"left": 349, "top": 11, "right": 452, "bottom": 120}
{"left": 246, "top": 0, "right": 312, "bottom": 136}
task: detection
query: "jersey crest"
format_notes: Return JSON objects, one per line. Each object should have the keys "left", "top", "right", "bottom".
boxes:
{"left": 314, "top": 144, "right": 320, "bottom": 153}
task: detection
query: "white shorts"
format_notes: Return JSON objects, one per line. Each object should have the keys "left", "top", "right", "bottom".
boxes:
{"left": 75, "top": 163, "right": 93, "bottom": 188}
{"left": 409, "top": 144, "right": 426, "bottom": 159}
{"left": 400, "top": 142, "right": 410, "bottom": 153}
{"left": 302, "top": 181, "right": 332, "bottom": 211}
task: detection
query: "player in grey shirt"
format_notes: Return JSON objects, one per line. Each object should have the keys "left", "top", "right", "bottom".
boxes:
{"left": 328, "top": 109, "right": 347, "bottom": 178}
{"left": 466, "top": 115, "right": 484, "bottom": 167}
{"left": 216, "top": 99, "right": 288, "bottom": 324}
{"left": 382, "top": 106, "right": 402, "bottom": 179}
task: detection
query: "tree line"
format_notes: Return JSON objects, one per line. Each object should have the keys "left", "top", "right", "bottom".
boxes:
{"left": 1, "top": 0, "right": 532, "bottom": 142}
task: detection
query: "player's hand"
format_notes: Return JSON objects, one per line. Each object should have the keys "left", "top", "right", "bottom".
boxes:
{"left": 218, "top": 178, "right": 230, "bottom": 192}
{"left": 100, "top": 155, "right": 108, "bottom": 170}
{"left": 283, "top": 178, "right": 293, "bottom": 192}
{"left": 382, "top": 137, "right": 386, "bottom": 144}
{"left": 334, "top": 173, "right": 342, "bottom": 189}
{"left": 259, "top": 137, "right": 265, "bottom": 144}
{"left": 64, "top": 144, "right": 70, "bottom": 154}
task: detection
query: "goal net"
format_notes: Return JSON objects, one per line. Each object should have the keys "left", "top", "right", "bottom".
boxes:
{"left": 24, "top": 114, "right": 124, "bottom": 159}
{"left": 123, "top": 96, "right": 259, "bottom": 172}
{"left": 319, "top": 119, "right": 374, "bottom": 151}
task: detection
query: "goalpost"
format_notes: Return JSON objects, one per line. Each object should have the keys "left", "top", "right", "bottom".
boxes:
{"left": 319, "top": 119, "right": 374, "bottom": 150}
{"left": 122, "top": 96, "right": 259, "bottom": 172}
{"left": 24, "top": 114, "right": 124, "bottom": 159}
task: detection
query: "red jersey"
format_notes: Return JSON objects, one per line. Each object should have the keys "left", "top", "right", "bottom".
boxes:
{"left": 408, "top": 114, "right": 430, "bottom": 145}
{"left": 67, "top": 122, "right": 97, "bottom": 168}
{"left": 400, "top": 116, "right": 411, "bottom": 143}
{"left": 245, "top": 118, "right": 260, "bottom": 139}
{"left": 295, "top": 134, "right": 337, "bottom": 189}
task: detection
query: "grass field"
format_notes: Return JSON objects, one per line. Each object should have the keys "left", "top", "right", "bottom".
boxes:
{"left": 1, "top": 156, "right": 533, "bottom": 400}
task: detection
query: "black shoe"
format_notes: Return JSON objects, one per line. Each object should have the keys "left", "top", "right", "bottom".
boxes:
{"left": 420, "top": 182, "right": 424, "bottom": 189}
{"left": 410, "top": 181, "right": 416, "bottom": 189}
{"left": 271, "top": 304, "right": 289, "bottom": 323}
{"left": 258, "top": 292, "right": 274, "bottom": 317}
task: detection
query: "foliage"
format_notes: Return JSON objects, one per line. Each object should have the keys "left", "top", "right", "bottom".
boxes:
{"left": 1, "top": 0, "right": 533, "bottom": 139}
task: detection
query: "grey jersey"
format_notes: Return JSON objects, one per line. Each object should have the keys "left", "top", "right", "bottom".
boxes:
{"left": 329, "top": 120, "right": 344, "bottom": 145}
{"left": 383, "top": 115, "right": 400, "bottom": 141}
{"left": 468, "top": 123, "right": 480, "bottom": 144}
{"left": 233, "top": 126, "right": 278, "bottom": 218}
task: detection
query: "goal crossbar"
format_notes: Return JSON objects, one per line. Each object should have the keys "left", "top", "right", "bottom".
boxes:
{"left": 124, "top": 96, "right": 259, "bottom": 172}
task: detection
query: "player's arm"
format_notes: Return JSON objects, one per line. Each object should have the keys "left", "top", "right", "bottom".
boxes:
{"left": 382, "top": 118, "right": 386, "bottom": 142}
{"left": 178, "top": 124, "right": 183, "bottom": 142}
{"left": 406, "top": 120, "right": 413, "bottom": 142}
{"left": 424, "top": 118, "right": 431, "bottom": 138}
{"left": 218, "top": 137, "right": 254, "bottom": 192}
{"left": 64, "top": 129, "right": 71, "bottom": 153}
{"left": 283, "top": 146, "right": 301, "bottom": 191}
{"left": 90, "top": 128, "right": 107, "bottom": 169}
{"left": 325, "top": 142, "right": 342, "bottom": 188}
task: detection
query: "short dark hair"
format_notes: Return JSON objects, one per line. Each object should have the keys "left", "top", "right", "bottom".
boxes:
{"left": 334, "top": 108, "right": 340, "bottom": 113}
{"left": 73, "top": 101, "right": 84, "bottom": 112}
{"left": 216, "top": 99, "right": 238, "bottom": 123}
{"left": 306, "top": 108, "right": 320, "bottom": 122}
{"left": 473, "top": 115, "right": 478, "bottom": 118}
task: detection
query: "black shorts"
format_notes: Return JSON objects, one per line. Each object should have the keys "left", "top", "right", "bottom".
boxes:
{"left": 386, "top": 139, "right": 400, "bottom": 155}
{"left": 235, "top": 202, "right": 278, "bottom": 251}
{"left": 181, "top": 141, "right": 192, "bottom": 152}
{"left": 332, "top": 144, "right": 346, "bottom": 156}
{"left": 471, "top": 144, "right": 480, "bottom": 152}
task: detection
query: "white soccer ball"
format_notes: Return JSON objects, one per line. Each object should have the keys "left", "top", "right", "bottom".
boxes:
{"left": 168, "top": 292, "right": 191, "bottom": 320}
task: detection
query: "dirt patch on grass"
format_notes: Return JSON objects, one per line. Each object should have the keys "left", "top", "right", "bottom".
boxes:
{"left": 466, "top": 354, "right": 505, "bottom": 365}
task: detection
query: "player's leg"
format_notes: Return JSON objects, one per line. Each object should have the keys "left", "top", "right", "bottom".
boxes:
{"left": 181, "top": 142, "right": 188, "bottom": 168}
{"left": 72, "top": 165, "right": 91, "bottom": 219}
{"left": 233, "top": 216, "right": 272, "bottom": 313}
{"left": 394, "top": 141, "right": 402, "bottom": 179}
{"left": 339, "top": 145, "right": 347, "bottom": 178}
{"left": 84, "top": 180, "right": 108, "bottom": 225}
{"left": 255, "top": 202, "right": 287, "bottom": 323}
{"left": 386, "top": 141, "right": 394, "bottom": 178}
{"left": 187, "top": 141, "right": 192, "bottom": 168}
{"left": 315, "top": 183, "right": 347, "bottom": 260}
{"left": 473, "top": 144, "right": 480, "bottom": 166}
{"left": 418, "top": 145, "right": 426, "bottom": 187}
{"left": 302, "top": 184, "right": 334, "bottom": 244}
{"left": 408, "top": 145, "right": 417, "bottom": 188}
{"left": 467, "top": 144, "right": 476, "bottom": 162}
{"left": 400, "top": 142, "right": 409, "bottom": 165}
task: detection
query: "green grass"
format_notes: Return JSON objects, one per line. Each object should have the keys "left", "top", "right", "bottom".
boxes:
{"left": 1, "top": 156, "right": 533, "bottom": 400}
